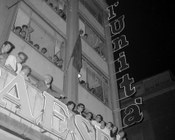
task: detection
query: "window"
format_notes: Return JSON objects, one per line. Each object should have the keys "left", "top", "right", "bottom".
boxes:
{"left": 79, "top": 59, "right": 109, "bottom": 105}
{"left": 13, "top": 2, "right": 65, "bottom": 69}
{"left": 79, "top": 19, "right": 107, "bottom": 61}
{"left": 80, "top": 0, "right": 104, "bottom": 26}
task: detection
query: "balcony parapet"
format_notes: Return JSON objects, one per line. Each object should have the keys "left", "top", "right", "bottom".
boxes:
{"left": 26, "top": 0, "right": 66, "bottom": 36}
{"left": 8, "top": 31, "right": 64, "bottom": 91}
{"left": 81, "top": 38, "right": 109, "bottom": 76}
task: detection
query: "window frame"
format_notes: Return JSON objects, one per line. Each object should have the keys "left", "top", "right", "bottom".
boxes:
{"left": 79, "top": 56, "right": 110, "bottom": 106}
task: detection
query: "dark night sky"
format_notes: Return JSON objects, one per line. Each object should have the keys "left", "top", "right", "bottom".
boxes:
{"left": 106, "top": 0, "right": 175, "bottom": 82}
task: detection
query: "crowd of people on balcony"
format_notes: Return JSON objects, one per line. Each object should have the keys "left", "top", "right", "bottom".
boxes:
{"left": 0, "top": 41, "right": 64, "bottom": 100}
{"left": 45, "top": 0, "right": 66, "bottom": 20}
{"left": 66, "top": 100, "right": 126, "bottom": 140}
{"left": 13, "top": 25, "right": 63, "bottom": 69}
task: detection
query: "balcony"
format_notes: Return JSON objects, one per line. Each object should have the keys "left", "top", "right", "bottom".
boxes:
{"left": 81, "top": 38, "right": 109, "bottom": 75}
{"left": 8, "top": 31, "right": 64, "bottom": 91}
{"left": 78, "top": 84, "right": 113, "bottom": 122}
{"left": 79, "top": 1, "right": 105, "bottom": 37}
{"left": 26, "top": 0, "right": 66, "bottom": 36}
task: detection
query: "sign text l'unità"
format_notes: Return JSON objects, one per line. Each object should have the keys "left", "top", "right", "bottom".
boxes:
{"left": 107, "top": 2, "right": 143, "bottom": 128}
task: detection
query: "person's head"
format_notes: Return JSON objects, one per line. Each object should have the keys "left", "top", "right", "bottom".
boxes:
{"left": 106, "top": 122, "right": 113, "bottom": 130}
{"left": 29, "top": 40, "right": 33, "bottom": 45}
{"left": 49, "top": 2, "right": 53, "bottom": 8}
{"left": 53, "top": 55, "right": 59, "bottom": 63}
{"left": 17, "top": 52, "right": 28, "bottom": 64}
{"left": 95, "top": 114, "right": 103, "bottom": 123}
{"left": 1, "top": 41, "right": 15, "bottom": 54}
{"left": 66, "top": 101, "right": 76, "bottom": 111}
{"left": 79, "top": 29, "right": 84, "bottom": 35}
{"left": 80, "top": 80, "right": 86, "bottom": 85}
{"left": 20, "top": 31, "right": 26, "bottom": 39}
{"left": 57, "top": 59, "right": 63, "bottom": 66}
{"left": 41, "top": 48, "right": 47, "bottom": 54}
{"left": 84, "top": 34, "right": 88, "bottom": 39}
{"left": 22, "top": 25, "right": 28, "bottom": 31}
{"left": 14, "top": 26, "right": 22, "bottom": 35}
{"left": 76, "top": 103, "right": 85, "bottom": 114}
{"left": 44, "top": 74, "right": 53, "bottom": 85}
{"left": 21, "top": 65, "right": 31, "bottom": 77}
{"left": 54, "top": 6, "right": 58, "bottom": 12}
{"left": 118, "top": 130, "right": 125, "bottom": 139}
{"left": 100, "top": 120, "right": 106, "bottom": 129}
{"left": 58, "top": 9, "right": 64, "bottom": 16}
{"left": 86, "top": 112, "right": 93, "bottom": 121}
{"left": 112, "top": 125, "right": 118, "bottom": 133}
{"left": 34, "top": 44, "right": 40, "bottom": 50}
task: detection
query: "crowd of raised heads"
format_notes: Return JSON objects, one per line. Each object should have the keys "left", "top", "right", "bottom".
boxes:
{"left": 66, "top": 100, "right": 126, "bottom": 140}
{"left": 13, "top": 25, "right": 63, "bottom": 69}
{"left": 45, "top": 0, "right": 66, "bottom": 21}
{"left": 0, "top": 41, "right": 67, "bottom": 100}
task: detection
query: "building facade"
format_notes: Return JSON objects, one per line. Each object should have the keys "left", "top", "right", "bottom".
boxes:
{"left": 0, "top": 0, "right": 122, "bottom": 139}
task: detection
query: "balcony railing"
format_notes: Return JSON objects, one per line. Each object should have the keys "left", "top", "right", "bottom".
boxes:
{"left": 81, "top": 38, "right": 109, "bottom": 75}
{"left": 45, "top": 0, "right": 66, "bottom": 21}
{"left": 13, "top": 29, "right": 64, "bottom": 70}
{"left": 81, "top": 35, "right": 106, "bottom": 61}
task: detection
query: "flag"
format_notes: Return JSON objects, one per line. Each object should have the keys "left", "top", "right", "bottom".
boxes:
{"left": 71, "top": 35, "right": 82, "bottom": 72}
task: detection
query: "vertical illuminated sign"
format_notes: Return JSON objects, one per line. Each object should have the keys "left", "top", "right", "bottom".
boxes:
{"left": 107, "top": 2, "right": 143, "bottom": 128}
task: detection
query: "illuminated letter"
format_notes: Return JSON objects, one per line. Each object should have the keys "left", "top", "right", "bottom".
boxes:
{"left": 112, "top": 35, "right": 129, "bottom": 52}
{"left": 115, "top": 52, "right": 129, "bottom": 73}
{"left": 0, "top": 74, "right": 33, "bottom": 120}
{"left": 122, "top": 97, "right": 143, "bottom": 127}
{"left": 27, "top": 84, "right": 45, "bottom": 124}
{"left": 109, "top": 15, "right": 125, "bottom": 36}
{"left": 106, "top": 2, "right": 119, "bottom": 20}
{"left": 75, "top": 115, "right": 95, "bottom": 140}
{"left": 41, "top": 92, "right": 70, "bottom": 139}
{"left": 119, "top": 74, "right": 136, "bottom": 97}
